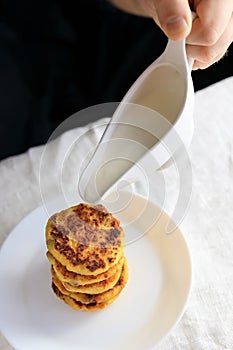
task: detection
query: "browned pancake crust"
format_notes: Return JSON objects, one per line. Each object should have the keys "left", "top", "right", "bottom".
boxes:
{"left": 51, "top": 261, "right": 128, "bottom": 311}
{"left": 52, "top": 259, "right": 128, "bottom": 304}
{"left": 47, "top": 251, "right": 124, "bottom": 286}
{"left": 52, "top": 283, "right": 122, "bottom": 312}
{"left": 56, "top": 256, "right": 122, "bottom": 294}
{"left": 46, "top": 203, "right": 124, "bottom": 275}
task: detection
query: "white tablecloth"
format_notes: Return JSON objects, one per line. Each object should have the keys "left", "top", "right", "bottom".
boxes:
{"left": 1, "top": 77, "right": 233, "bottom": 349}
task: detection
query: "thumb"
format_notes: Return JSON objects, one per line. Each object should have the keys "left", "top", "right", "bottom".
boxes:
{"left": 153, "top": 0, "right": 192, "bottom": 40}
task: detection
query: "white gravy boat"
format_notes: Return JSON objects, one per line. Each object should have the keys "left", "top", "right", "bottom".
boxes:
{"left": 78, "top": 27, "right": 195, "bottom": 203}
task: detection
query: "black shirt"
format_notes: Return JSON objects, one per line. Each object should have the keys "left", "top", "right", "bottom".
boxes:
{"left": 0, "top": 0, "right": 232, "bottom": 160}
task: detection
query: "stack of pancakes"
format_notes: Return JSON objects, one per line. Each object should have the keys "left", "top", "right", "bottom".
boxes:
{"left": 45, "top": 203, "right": 128, "bottom": 311}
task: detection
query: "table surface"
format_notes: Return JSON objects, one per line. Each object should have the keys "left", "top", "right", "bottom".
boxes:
{"left": 1, "top": 77, "right": 233, "bottom": 350}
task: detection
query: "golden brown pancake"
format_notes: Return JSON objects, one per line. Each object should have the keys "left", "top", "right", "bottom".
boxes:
{"left": 51, "top": 260, "right": 128, "bottom": 311}
{"left": 52, "top": 282, "right": 122, "bottom": 312}
{"left": 47, "top": 251, "right": 124, "bottom": 286}
{"left": 57, "top": 256, "right": 122, "bottom": 294}
{"left": 46, "top": 202, "right": 128, "bottom": 312}
{"left": 52, "top": 259, "right": 128, "bottom": 304}
{"left": 46, "top": 203, "right": 124, "bottom": 276}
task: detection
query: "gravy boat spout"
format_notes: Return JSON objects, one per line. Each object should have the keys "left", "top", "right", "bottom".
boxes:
{"left": 78, "top": 37, "right": 195, "bottom": 203}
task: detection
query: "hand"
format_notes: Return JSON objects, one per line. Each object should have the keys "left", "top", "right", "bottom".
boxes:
{"left": 186, "top": 0, "right": 233, "bottom": 70}
{"left": 109, "top": 0, "right": 233, "bottom": 70}
{"left": 109, "top": 0, "right": 193, "bottom": 40}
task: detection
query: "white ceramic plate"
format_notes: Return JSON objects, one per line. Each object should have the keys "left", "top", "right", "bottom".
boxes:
{"left": 0, "top": 193, "right": 192, "bottom": 350}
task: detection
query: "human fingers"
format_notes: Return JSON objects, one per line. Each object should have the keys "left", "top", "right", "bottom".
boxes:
{"left": 109, "top": 0, "right": 193, "bottom": 40}
{"left": 186, "top": 0, "right": 233, "bottom": 68}
{"left": 138, "top": 0, "right": 193, "bottom": 40}
{"left": 187, "top": 0, "right": 233, "bottom": 45}
{"left": 187, "top": 12, "right": 233, "bottom": 69}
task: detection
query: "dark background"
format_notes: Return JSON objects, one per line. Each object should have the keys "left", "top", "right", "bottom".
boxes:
{"left": 0, "top": 0, "right": 232, "bottom": 160}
